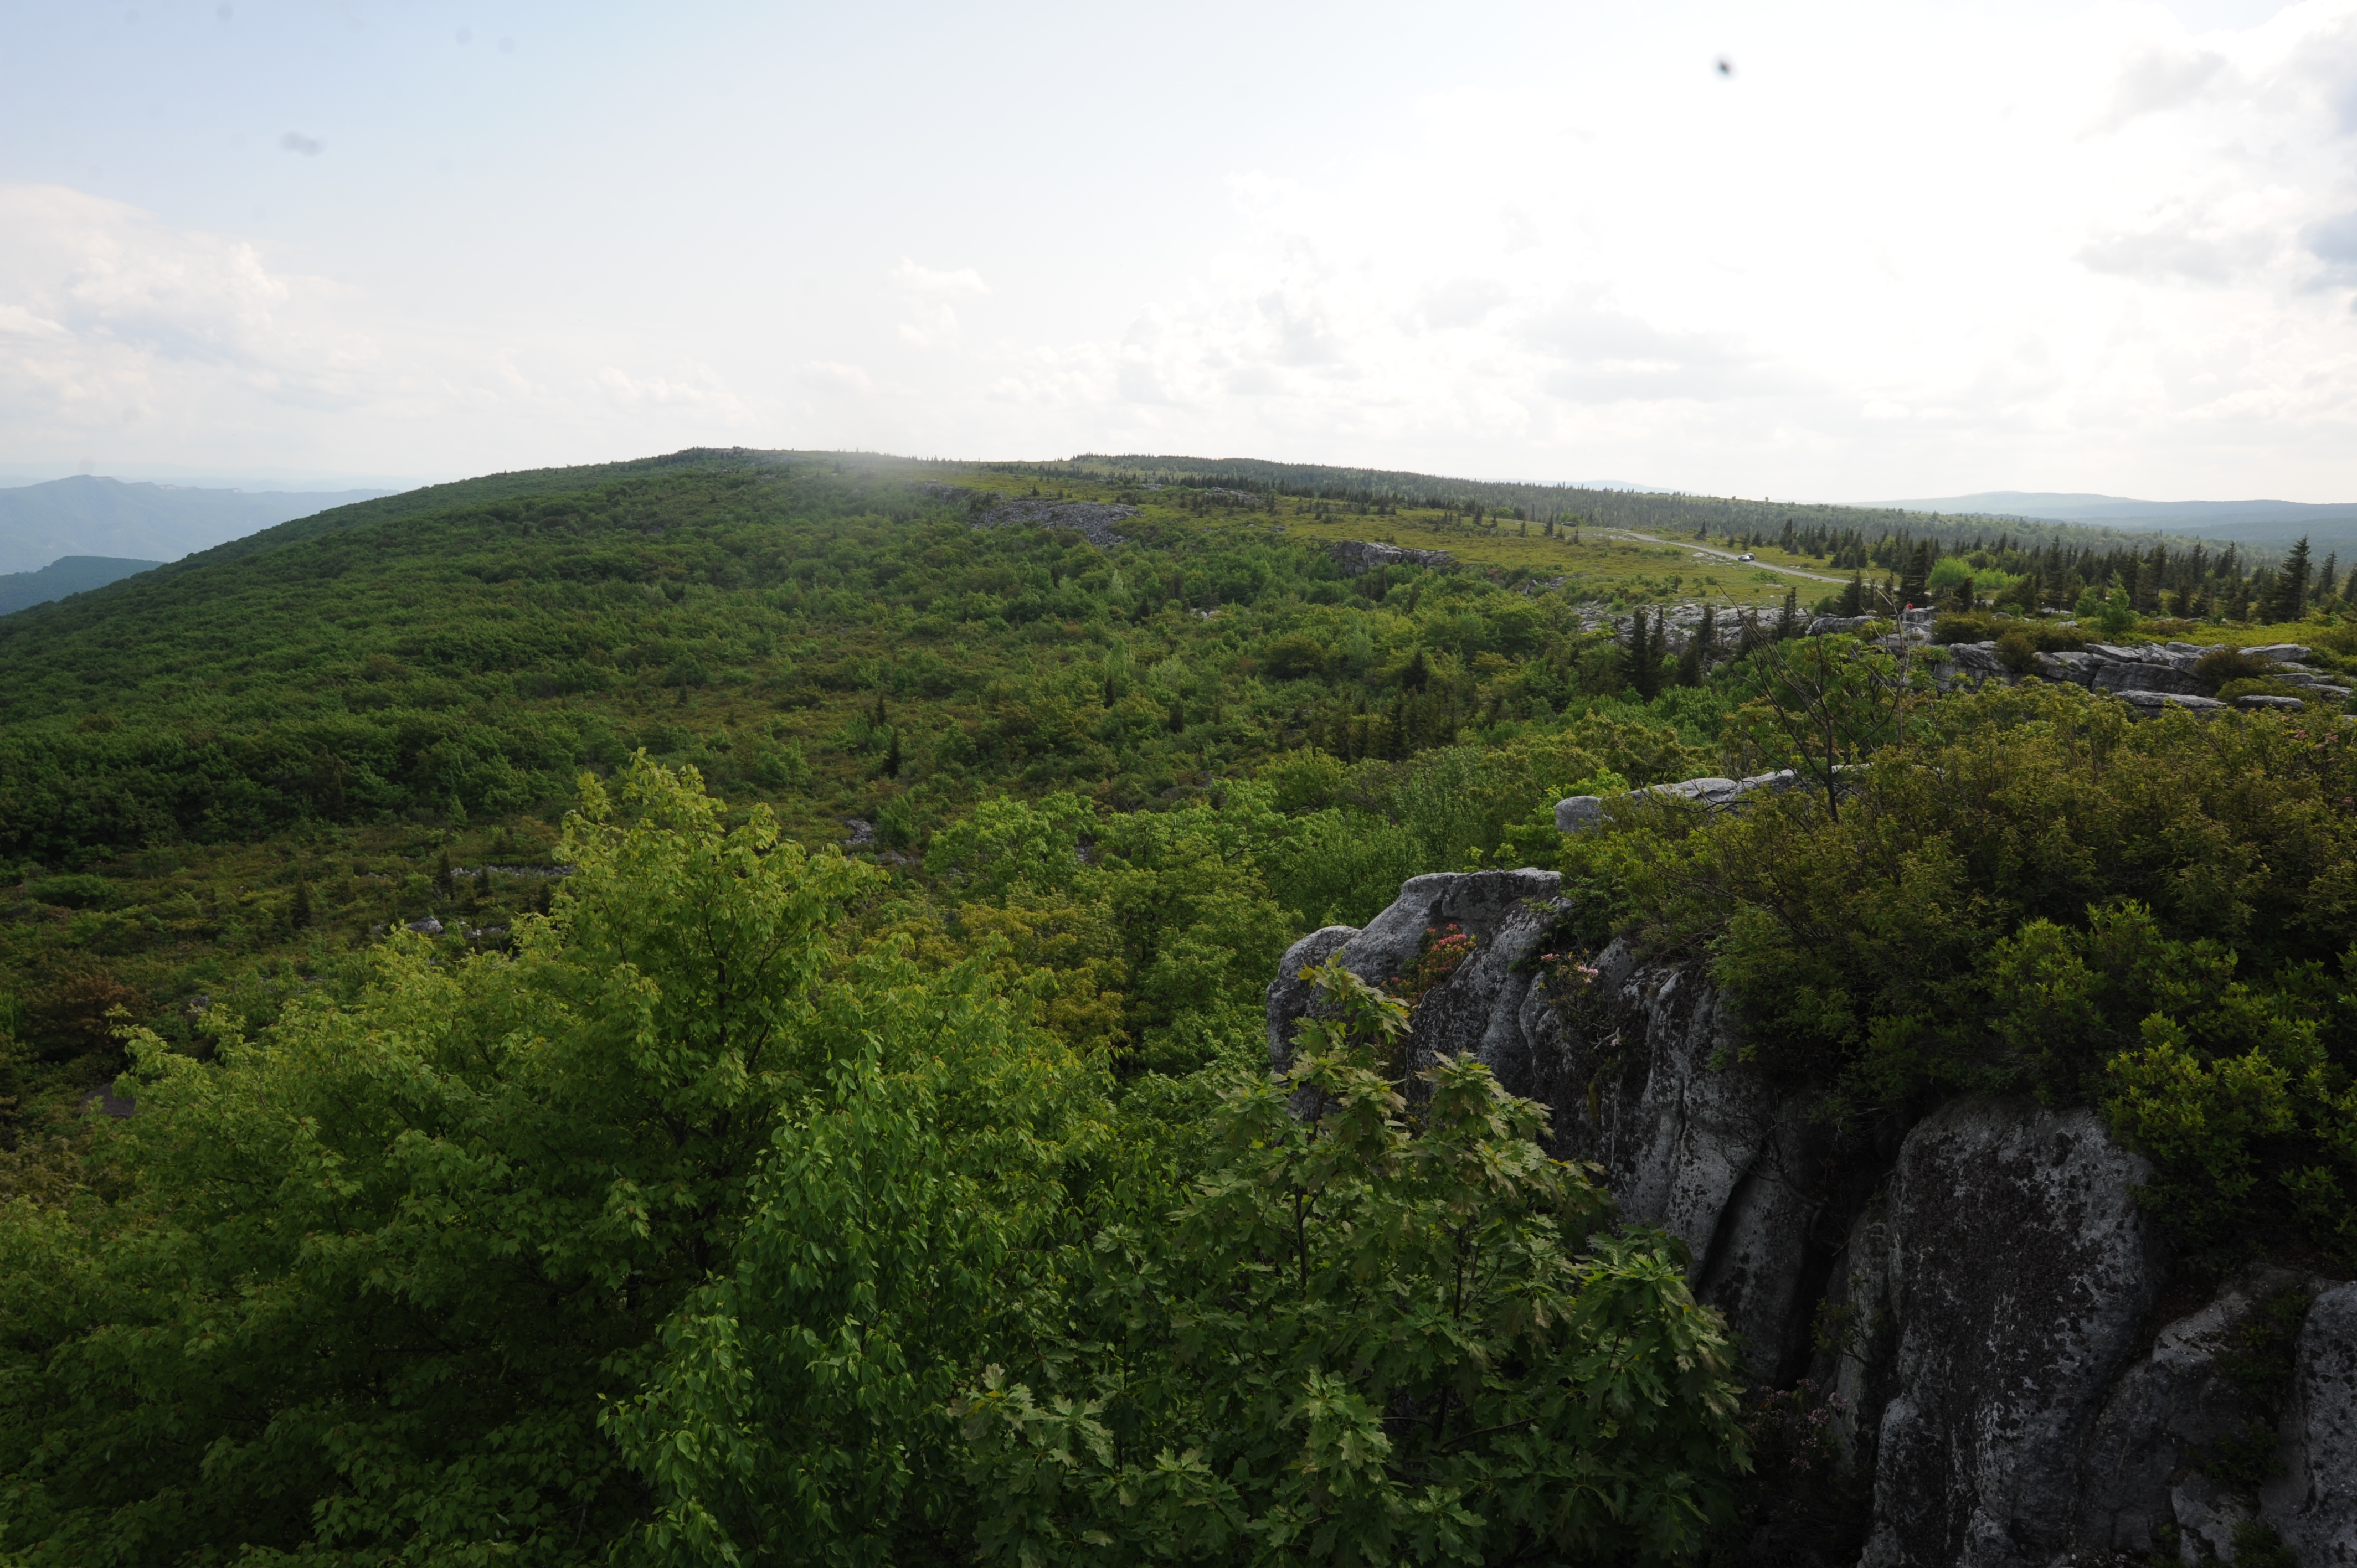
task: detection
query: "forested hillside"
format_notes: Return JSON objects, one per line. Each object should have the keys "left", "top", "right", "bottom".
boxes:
{"left": 1, "top": 447, "right": 2351, "bottom": 1566}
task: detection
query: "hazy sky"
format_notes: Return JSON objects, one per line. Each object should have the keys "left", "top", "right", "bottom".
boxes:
{"left": 3, "top": 0, "right": 2354, "bottom": 499}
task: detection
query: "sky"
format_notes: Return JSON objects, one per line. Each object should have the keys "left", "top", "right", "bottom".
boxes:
{"left": 3, "top": 0, "right": 2355, "bottom": 501}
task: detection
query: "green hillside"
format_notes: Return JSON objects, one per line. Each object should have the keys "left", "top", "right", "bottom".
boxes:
{"left": 2, "top": 446, "right": 2354, "bottom": 1567}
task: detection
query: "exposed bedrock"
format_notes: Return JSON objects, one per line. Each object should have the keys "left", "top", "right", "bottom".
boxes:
{"left": 2264, "top": 1282, "right": 2357, "bottom": 1567}
{"left": 1860, "top": 1097, "right": 2166, "bottom": 1568}
{"left": 1264, "top": 867, "right": 2357, "bottom": 1564}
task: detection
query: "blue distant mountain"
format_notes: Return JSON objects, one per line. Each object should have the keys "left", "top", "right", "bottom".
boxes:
{"left": 1880, "top": 490, "right": 2357, "bottom": 551}
{"left": 0, "top": 476, "right": 400, "bottom": 575}
{"left": 0, "top": 556, "right": 163, "bottom": 617}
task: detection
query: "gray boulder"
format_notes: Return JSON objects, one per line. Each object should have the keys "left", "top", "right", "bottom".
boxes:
{"left": 1264, "top": 870, "right": 1561, "bottom": 1071}
{"left": 1265, "top": 925, "right": 1357, "bottom": 1069}
{"left": 2240, "top": 694, "right": 2309, "bottom": 711}
{"left": 2262, "top": 1282, "right": 2357, "bottom": 1567}
{"left": 1555, "top": 795, "right": 1607, "bottom": 832}
{"left": 1862, "top": 1097, "right": 2166, "bottom": 1568}
{"left": 2116, "top": 689, "right": 2227, "bottom": 715}
{"left": 1263, "top": 875, "right": 1823, "bottom": 1379}
{"left": 2078, "top": 1269, "right": 2314, "bottom": 1558}
{"left": 1506, "top": 942, "right": 1822, "bottom": 1376}
{"left": 2247, "top": 643, "right": 2315, "bottom": 663}
{"left": 1553, "top": 768, "right": 1803, "bottom": 834}
{"left": 1940, "top": 641, "right": 2009, "bottom": 684}
{"left": 2093, "top": 659, "right": 2205, "bottom": 695}
{"left": 1329, "top": 539, "right": 1453, "bottom": 576}
{"left": 2034, "top": 649, "right": 2098, "bottom": 686}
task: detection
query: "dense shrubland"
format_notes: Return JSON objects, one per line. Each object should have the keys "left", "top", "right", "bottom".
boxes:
{"left": 0, "top": 760, "right": 1745, "bottom": 1566}
{"left": 4, "top": 452, "right": 2356, "bottom": 1563}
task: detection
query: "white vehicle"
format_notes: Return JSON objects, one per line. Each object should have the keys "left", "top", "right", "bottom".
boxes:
{"left": 1736, "top": 551, "right": 1756, "bottom": 561}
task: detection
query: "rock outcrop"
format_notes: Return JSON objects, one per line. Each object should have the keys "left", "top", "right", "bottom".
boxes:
{"left": 1328, "top": 540, "right": 1454, "bottom": 576}
{"left": 1264, "top": 862, "right": 2357, "bottom": 1565}
{"left": 1555, "top": 768, "right": 1807, "bottom": 833}
{"left": 1267, "top": 876, "right": 1828, "bottom": 1380}
{"left": 972, "top": 496, "right": 1138, "bottom": 549}
{"left": 2265, "top": 1282, "right": 2357, "bottom": 1567}
{"left": 1860, "top": 1098, "right": 2166, "bottom": 1568}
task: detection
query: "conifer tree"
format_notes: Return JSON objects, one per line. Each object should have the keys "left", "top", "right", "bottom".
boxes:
{"left": 1839, "top": 572, "right": 1865, "bottom": 617}
{"left": 1898, "top": 541, "right": 1933, "bottom": 608}
{"left": 1626, "top": 609, "right": 1665, "bottom": 701}
{"left": 2272, "top": 537, "right": 2312, "bottom": 622}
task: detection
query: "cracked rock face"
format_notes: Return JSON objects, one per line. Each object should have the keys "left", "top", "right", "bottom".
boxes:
{"left": 1264, "top": 874, "right": 1827, "bottom": 1380}
{"left": 1862, "top": 1097, "right": 2166, "bottom": 1568}
{"left": 2079, "top": 1268, "right": 2312, "bottom": 1559}
{"left": 2263, "top": 1282, "right": 2357, "bottom": 1567}
{"left": 1264, "top": 862, "right": 2357, "bottom": 1565}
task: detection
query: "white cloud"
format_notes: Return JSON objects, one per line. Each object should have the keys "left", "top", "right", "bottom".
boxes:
{"left": 887, "top": 259, "right": 989, "bottom": 297}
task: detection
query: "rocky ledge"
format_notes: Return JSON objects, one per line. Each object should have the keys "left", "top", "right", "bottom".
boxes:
{"left": 1328, "top": 539, "right": 1455, "bottom": 575}
{"left": 1266, "top": 868, "right": 2357, "bottom": 1566}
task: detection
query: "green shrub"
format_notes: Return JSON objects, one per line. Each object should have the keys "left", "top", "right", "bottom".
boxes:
{"left": 21, "top": 874, "right": 111, "bottom": 910}
{"left": 951, "top": 963, "right": 1751, "bottom": 1568}
{"left": 1603, "top": 684, "right": 2357, "bottom": 1267}
{"left": 1931, "top": 611, "right": 2086, "bottom": 652}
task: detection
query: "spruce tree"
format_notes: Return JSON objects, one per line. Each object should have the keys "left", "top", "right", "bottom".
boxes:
{"left": 1839, "top": 573, "right": 1865, "bottom": 617}
{"left": 1898, "top": 541, "right": 1933, "bottom": 608}
{"left": 1627, "top": 610, "right": 1665, "bottom": 701}
{"left": 2272, "top": 538, "right": 2312, "bottom": 622}
{"left": 1776, "top": 587, "right": 1798, "bottom": 639}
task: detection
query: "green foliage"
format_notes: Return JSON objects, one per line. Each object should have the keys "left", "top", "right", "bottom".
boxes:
{"left": 1720, "top": 632, "right": 1934, "bottom": 817}
{"left": 952, "top": 962, "right": 1750, "bottom": 1567}
{"left": 1607, "top": 684, "right": 2357, "bottom": 1267}
{"left": 0, "top": 756, "right": 920, "bottom": 1562}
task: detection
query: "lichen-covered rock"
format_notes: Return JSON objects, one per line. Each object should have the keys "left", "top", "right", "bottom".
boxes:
{"left": 2036, "top": 650, "right": 2098, "bottom": 686}
{"left": 1819, "top": 1205, "right": 1900, "bottom": 1476}
{"left": 1552, "top": 768, "right": 1802, "bottom": 834}
{"left": 2116, "top": 689, "right": 2226, "bottom": 715}
{"left": 1862, "top": 1097, "right": 2166, "bottom": 1568}
{"left": 1328, "top": 539, "right": 1453, "bottom": 576}
{"left": 2077, "top": 1269, "right": 2312, "bottom": 1558}
{"left": 1554, "top": 795, "right": 1606, "bottom": 832}
{"left": 2093, "top": 659, "right": 2205, "bottom": 695}
{"left": 1263, "top": 875, "right": 1823, "bottom": 1378}
{"left": 1265, "top": 925, "right": 1357, "bottom": 1068}
{"left": 1537, "top": 948, "right": 1823, "bottom": 1375}
{"left": 1262, "top": 870, "right": 1560, "bottom": 1070}
{"left": 2262, "top": 1281, "right": 2357, "bottom": 1567}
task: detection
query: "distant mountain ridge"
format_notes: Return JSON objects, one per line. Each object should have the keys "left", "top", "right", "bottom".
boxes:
{"left": 1880, "top": 490, "right": 2357, "bottom": 552}
{"left": 0, "top": 556, "right": 163, "bottom": 617}
{"left": 0, "top": 476, "right": 401, "bottom": 575}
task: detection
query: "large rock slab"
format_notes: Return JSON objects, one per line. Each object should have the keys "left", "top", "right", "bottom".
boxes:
{"left": 1862, "top": 1097, "right": 2166, "bottom": 1568}
{"left": 2078, "top": 1269, "right": 2313, "bottom": 1558}
{"left": 2262, "top": 1281, "right": 2357, "bottom": 1567}
{"left": 2093, "top": 659, "right": 2205, "bottom": 695}
{"left": 1263, "top": 870, "right": 1561, "bottom": 1070}
{"left": 1506, "top": 942, "right": 1822, "bottom": 1377}
{"left": 1264, "top": 875, "right": 1824, "bottom": 1379}
{"left": 1329, "top": 539, "right": 1453, "bottom": 576}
